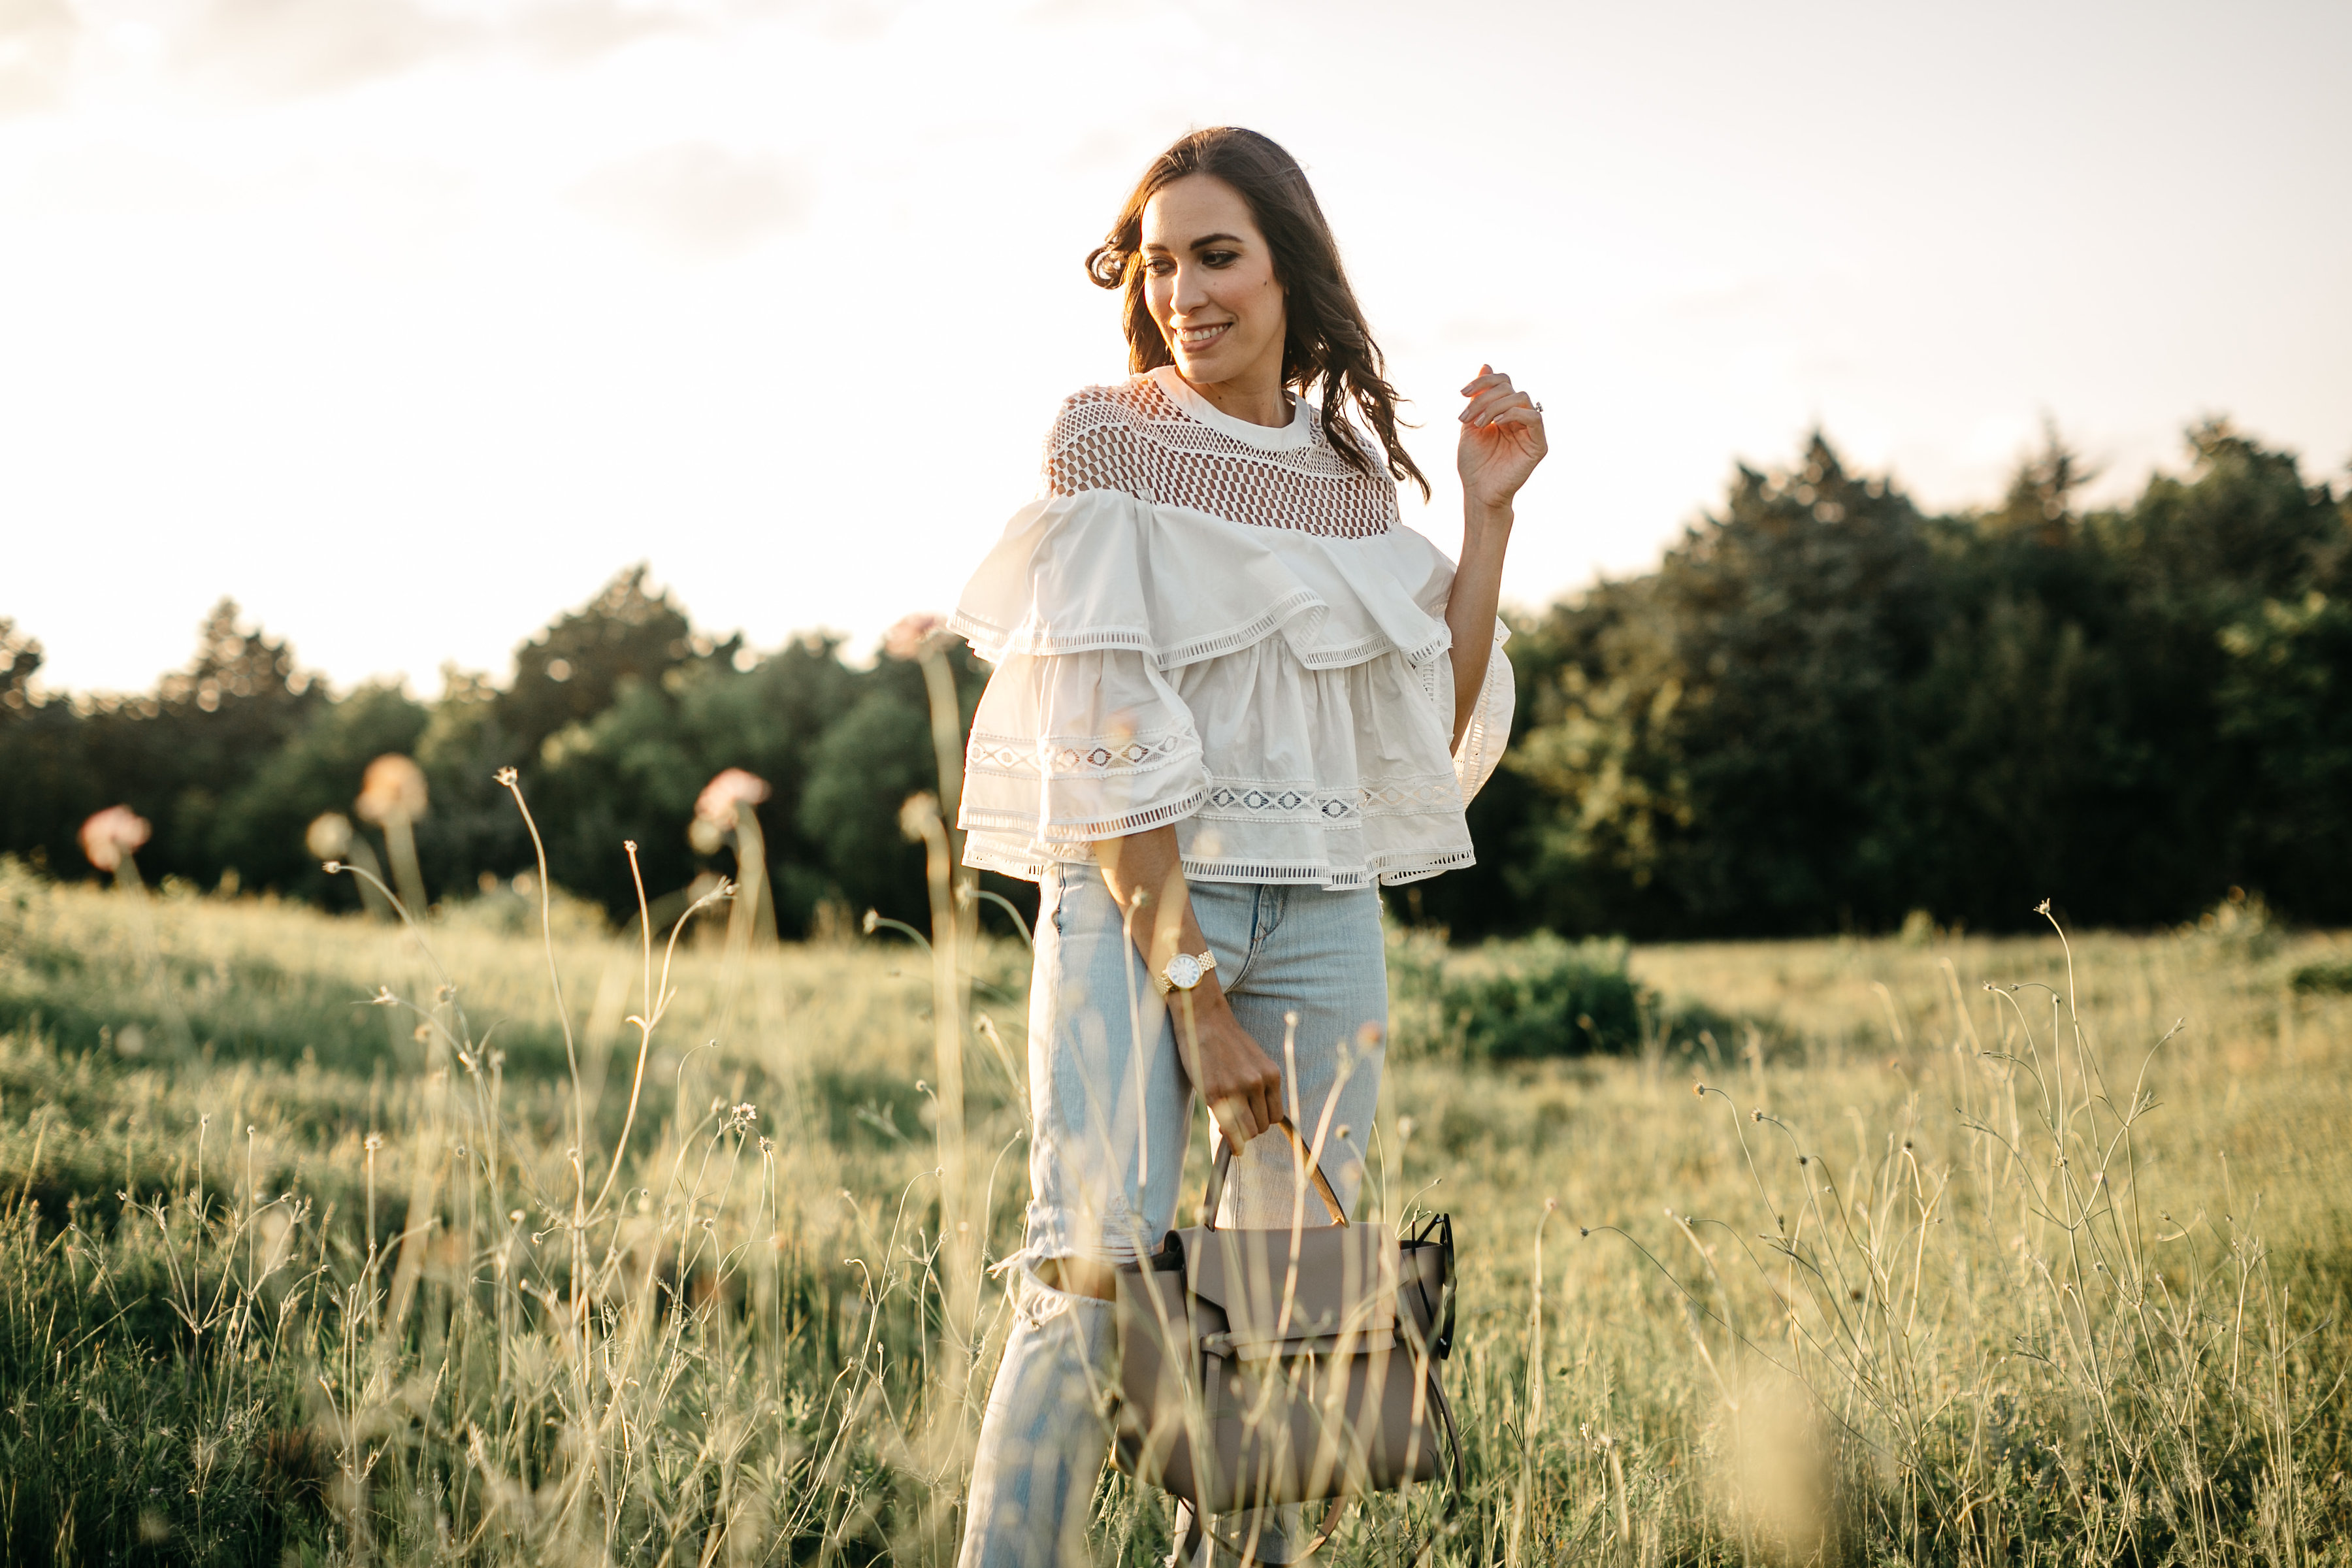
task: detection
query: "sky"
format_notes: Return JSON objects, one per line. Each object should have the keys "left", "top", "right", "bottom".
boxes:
{"left": 3, "top": 0, "right": 2347, "bottom": 698}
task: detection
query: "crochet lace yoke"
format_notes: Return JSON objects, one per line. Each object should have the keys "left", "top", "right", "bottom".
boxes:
{"left": 1041, "top": 370, "right": 1399, "bottom": 540}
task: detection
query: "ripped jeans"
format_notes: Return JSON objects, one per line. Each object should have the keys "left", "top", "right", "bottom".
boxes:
{"left": 957, "top": 866, "right": 1390, "bottom": 1567}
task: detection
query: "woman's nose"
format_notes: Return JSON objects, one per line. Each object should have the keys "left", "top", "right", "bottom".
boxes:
{"left": 1171, "top": 261, "right": 1211, "bottom": 314}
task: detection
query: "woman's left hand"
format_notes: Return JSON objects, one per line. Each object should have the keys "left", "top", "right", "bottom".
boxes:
{"left": 1457, "top": 364, "right": 1548, "bottom": 510}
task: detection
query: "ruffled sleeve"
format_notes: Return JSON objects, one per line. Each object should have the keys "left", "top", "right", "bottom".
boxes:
{"left": 960, "top": 649, "right": 1207, "bottom": 857}
{"left": 1451, "top": 617, "right": 1514, "bottom": 803}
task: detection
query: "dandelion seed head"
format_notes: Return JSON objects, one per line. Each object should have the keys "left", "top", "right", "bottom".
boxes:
{"left": 494, "top": 766, "right": 518, "bottom": 787}
{"left": 304, "top": 812, "right": 353, "bottom": 862}
{"left": 356, "top": 755, "right": 428, "bottom": 823}
{"left": 883, "top": 612, "right": 947, "bottom": 662}
{"left": 694, "top": 768, "right": 772, "bottom": 830}
{"left": 364, "top": 1134, "right": 383, "bottom": 1151}
{"left": 78, "top": 805, "right": 152, "bottom": 872}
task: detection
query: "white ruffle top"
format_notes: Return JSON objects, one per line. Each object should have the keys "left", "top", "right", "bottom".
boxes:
{"left": 950, "top": 366, "right": 1512, "bottom": 889}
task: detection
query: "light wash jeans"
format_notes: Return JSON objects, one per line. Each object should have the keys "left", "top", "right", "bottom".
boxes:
{"left": 957, "top": 866, "right": 1390, "bottom": 1568}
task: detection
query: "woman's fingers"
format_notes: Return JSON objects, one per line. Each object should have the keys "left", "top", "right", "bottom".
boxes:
{"left": 1462, "top": 388, "right": 1537, "bottom": 429}
{"left": 1458, "top": 363, "right": 1509, "bottom": 397}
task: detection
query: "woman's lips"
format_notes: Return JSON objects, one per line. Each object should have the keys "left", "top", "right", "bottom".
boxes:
{"left": 1175, "top": 321, "right": 1232, "bottom": 351}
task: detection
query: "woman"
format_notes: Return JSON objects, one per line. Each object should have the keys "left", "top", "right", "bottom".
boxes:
{"left": 951, "top": 127, "right": 1545, "bottom": 1566}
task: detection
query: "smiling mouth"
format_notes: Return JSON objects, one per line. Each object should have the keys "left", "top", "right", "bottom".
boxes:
{"left": 1174, "top": 322, "right": 1232, "bottom": 350}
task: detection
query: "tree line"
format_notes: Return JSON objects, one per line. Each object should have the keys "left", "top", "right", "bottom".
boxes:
{"left": 5, "top": 420, "right": 2347, "bottom": 939}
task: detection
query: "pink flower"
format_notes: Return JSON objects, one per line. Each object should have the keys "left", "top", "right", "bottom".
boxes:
{"left": 355, "top": 755, "right": 429, "bottom": 823}
{"left": 883, "top": 612, "right": 946, "bottom": 662}
{"left": 80, "top": 805, "right": 152, "bottom": 872}
{"left": 694, "top": 768, "right": 772, "bottom": 830}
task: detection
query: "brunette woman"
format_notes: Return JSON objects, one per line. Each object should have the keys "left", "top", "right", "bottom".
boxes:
{"left": 949, "top": 127, "right": 1546, "bottom": 1566}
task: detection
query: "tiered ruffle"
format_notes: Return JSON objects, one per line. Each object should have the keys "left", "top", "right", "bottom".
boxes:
{"left": 951, "top": 490, "right": 1512, "bottom": 889}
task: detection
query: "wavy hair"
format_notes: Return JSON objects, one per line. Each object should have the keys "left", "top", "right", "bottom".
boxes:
{"left": 1084, "top": 127, "right": 1430, "bottom": 501}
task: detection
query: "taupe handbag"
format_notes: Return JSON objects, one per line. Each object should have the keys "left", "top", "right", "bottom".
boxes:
{"left": 1111, "top": 1117, "right": 1458, "bottom": 1555}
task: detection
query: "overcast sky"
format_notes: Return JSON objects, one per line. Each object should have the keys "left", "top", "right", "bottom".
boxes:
{"left": 4, "top": 0, "right": 2347, "bottom": 696}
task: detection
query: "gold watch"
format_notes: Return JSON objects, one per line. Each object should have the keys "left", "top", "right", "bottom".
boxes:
{"left": 1156, "top": 949, "right": 1217, "bottom": 996}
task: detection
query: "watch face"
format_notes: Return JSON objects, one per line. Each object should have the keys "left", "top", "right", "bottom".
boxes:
{"left": 1166, "top": 953, "right": 1203, "bottom": 990}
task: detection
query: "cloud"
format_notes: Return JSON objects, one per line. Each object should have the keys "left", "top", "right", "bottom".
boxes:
{"left": 0, "top": 0, "right": 76, "bottom": 116}
{"left": 170, "top": 0, "right": 463, "bottom": 101}
{"left": 572, "top": 142, "right": 812, "bottom": 257}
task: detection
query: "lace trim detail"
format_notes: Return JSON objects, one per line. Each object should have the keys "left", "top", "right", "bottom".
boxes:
{"left": 964, "top": 727, "right": 1198, "bottom": 781}
{"left": 1199, "top": 774, "right": 1463, "bottom": 825}
{"left": 1043, "top": 377, "right": 1399, "bottom": 540}
{"left": 945, "top": 589, "right": 1448, "bottom": 673}
{"left": 962, "top": 839, "right": 1477, "bottom": 890}
{"left": 962, "top": 786, "right": 1209, "bottom": 845}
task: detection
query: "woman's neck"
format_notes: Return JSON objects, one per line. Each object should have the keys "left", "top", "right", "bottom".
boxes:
{"left": 1179, "top": 368, "right": 1292, "bottom": 429}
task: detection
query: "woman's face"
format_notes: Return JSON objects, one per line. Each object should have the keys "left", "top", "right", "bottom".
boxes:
{"left": 1140, "top": 174, "right": 1286, "bottom": 389}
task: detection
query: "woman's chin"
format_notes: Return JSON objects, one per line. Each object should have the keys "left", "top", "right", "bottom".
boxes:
{"left": 1170, "top": 350, "right": 1217, "bottom": 384}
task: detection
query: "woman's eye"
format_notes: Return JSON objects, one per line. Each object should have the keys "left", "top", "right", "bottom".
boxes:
{"left": 1201, "top": 250, "right": 1237, "bottom": 267}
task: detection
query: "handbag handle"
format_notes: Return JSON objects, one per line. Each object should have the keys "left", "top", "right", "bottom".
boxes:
{"left": 1201, "top": 1115, "right": 1347, "bottom": 1230}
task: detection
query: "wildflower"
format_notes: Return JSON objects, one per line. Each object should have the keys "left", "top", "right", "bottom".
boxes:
{"left": 78, "top": 806, "right": 152, "bottom": 872}
{"left": 883, "top": 612, "right": 947, "bottom": 661}
{"left": 694, "top": 768, "right": 772, "bottom": 832}
{"left": 355, "top": 755, "right": 428, "bottom": 824}
{"left": 725, "top": 1102, "right": 758, "bottom": 1133}
{"left": 1751, "top": 1108, "right": 1763, "bottom": 1121}
{"left": 1692, "top": 1082, "right": 1706, "bottom": 1097}
{"left": 365, "top": 1134, "right": 383, "bottom": 1151}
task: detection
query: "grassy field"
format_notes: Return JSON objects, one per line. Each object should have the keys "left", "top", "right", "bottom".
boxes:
{"left": 2, "top": 851, "right": 2349, "bottom": 1566}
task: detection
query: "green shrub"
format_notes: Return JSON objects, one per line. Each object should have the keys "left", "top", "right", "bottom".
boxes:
{"left": 1392, "top": 933, "right": 1646, "bottom": 1058}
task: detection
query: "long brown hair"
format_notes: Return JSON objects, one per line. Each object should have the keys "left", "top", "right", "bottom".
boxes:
{"left": 1084, "top": 127, "right": 1431, "bottom": 502}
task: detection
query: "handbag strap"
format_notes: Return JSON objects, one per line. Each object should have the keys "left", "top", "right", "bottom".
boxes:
{"left": 1183, "top": 1492, "right": 1350, "bottom": 1566}
{"left": 1200, "top": 1115, "right": 1347, "bottom": 1230}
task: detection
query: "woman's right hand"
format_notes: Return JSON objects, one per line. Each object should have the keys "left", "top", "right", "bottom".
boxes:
{"left": 1171, "top": 982, "right": 1283, "bottom": 1147}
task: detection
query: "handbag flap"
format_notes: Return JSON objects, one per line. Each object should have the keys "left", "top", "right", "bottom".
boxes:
{"left": 1175, "top": 1222, "right": 1401, "bottom": 1352}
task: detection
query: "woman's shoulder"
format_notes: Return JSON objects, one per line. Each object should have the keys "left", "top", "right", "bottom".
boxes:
{"left": 1039, "top": 374, "right": 1176, "bottom": 498}
{"left": 1043, "top": 374, "right": 1175, "bottom": 449}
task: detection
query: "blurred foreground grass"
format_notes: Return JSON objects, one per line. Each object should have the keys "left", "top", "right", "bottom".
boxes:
{"left": 2, "top": 858, "right": 2349, "bottom": 1565}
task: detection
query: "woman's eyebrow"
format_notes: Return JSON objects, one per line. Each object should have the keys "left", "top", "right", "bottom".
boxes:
{"left": 1141, "top": 232, "right": 1247, "bottom": 253}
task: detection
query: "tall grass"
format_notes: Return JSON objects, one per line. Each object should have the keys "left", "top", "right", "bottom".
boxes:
{"left": 0, "top": 841, "right": 2348, "bottom": 1563}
